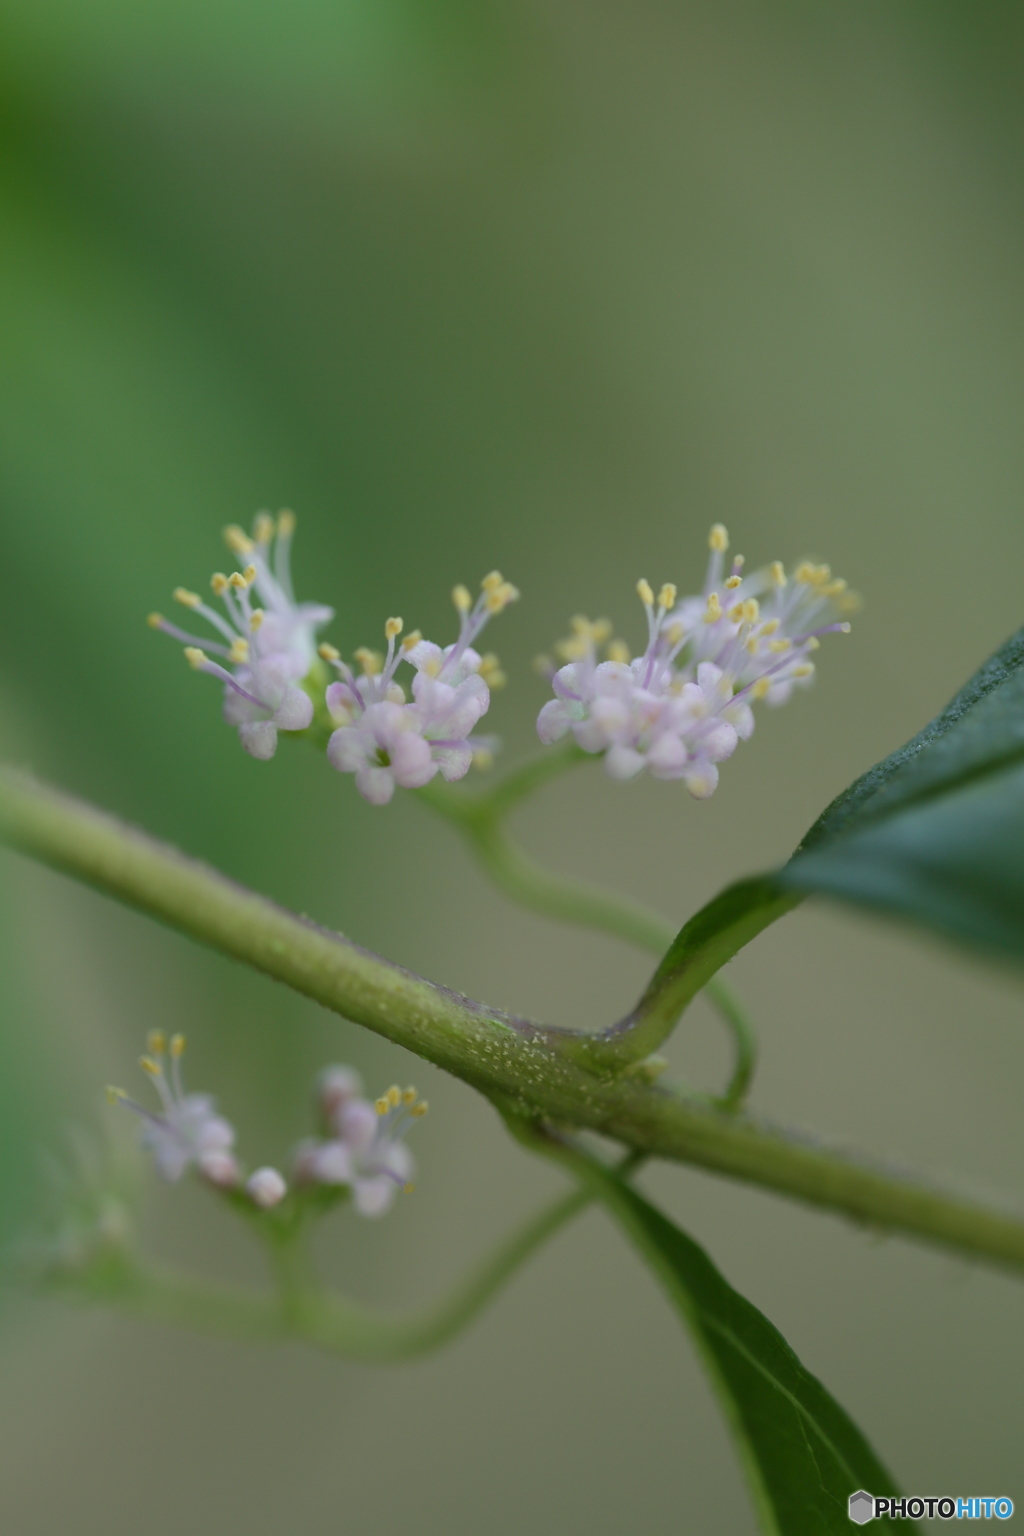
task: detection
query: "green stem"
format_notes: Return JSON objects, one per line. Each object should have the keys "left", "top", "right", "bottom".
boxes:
{"left": 5, "top": 766, "right": 1024, "bottom": 1273}
{"left": 54, "top": 1183, "right": 591, "bottom": 1362}
{"left": 420, "top": 748, "right": 757, "bottom": 1105}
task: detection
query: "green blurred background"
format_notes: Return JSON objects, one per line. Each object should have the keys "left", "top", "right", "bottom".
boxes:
{"left": 2, "top": 2, "right": 1024, "bottom": 1530}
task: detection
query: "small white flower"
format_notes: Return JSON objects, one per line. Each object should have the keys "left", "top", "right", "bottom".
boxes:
{"left": 294, "top": 1074, "right": 428, "bottom": 1218}
{"left": 246, "top": 1167, "right": 288, "bottom": 1209}
{"left": 148, "top": 510, "right": 332, "bottom": 759}
{"left": 322, "top": 572, "right": 516, "bottom": 805}
{"left": 108, "top": 1033, "right": 239, "bottom": 1186}
{"left": 536, "top": 525, "right": 855, "bottom": 797}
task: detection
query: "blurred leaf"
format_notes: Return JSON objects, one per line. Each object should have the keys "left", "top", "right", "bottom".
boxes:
{"left": 586, "top": 1161, "right": 908, "bottom": 1535}
{"left": 781, "top": 625, "right": 1024, "bottom": 962}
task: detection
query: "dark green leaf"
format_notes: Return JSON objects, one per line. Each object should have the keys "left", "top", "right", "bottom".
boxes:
{"left": 782, "top": 625, "right": 1024, "bottom": 962}
{"left": 584, "top": 1159, "right": 910, "bottom": 1535}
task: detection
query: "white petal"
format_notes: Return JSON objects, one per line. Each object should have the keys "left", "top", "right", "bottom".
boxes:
{"left": 327, "top": 726, "right": 371, "bottom": 773}
{"left": 238, "top": 721, "right": 279, "bottom": 760}
{"left": 701, "top": 722, "right": 738, "bottom": 763}
{"left": 356, "top": 765, "right": 396, "bottom": 804}
{"left": 309, "top": 1140, "right": 354, "bottom": 1184}
{"left": 537, "top": 699, "right": 573, "bottom": 743}
{"left": 247, "top": 1167, "right": 288, "bottom": 1208}
{"left": 338, "top": 1099, "right": 378, "bottom": 1153}
{"left": 389, "top": 731, "right": 436, "bottom": 788}
{"left": 272, "top": 685, "right": 313, "bottom": 731}
{"left": 604, "top": 744, "right": 647, "bottom": 780}
{"left": 646, "top": 733, "right": 689, "bottom": 778}
{"left": 683, "top": 760, "right": 719, "bottom": 798}
{"left": 696, "top": 662, "right": 724, "bottom": 693}
{"left": 723, "top": 701, "right": 755, "bottom": 740}
{"left": 433, "top": 745, "right": 473, "bottom": 781}
{"left": 198, "top": 1150, "right": 240, "bottom": 1187}
{"left": 353, "top": 1175, "right": 398, "bottom": 1218}
{"left": 411, "top": 671, "right": 457, "bottom": 718}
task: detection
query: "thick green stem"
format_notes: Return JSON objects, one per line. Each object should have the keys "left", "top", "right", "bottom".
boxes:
{"left": 420, "top": 749, "right": 758, "bottom": 1103}
{"left": 53, "top": 1184, "right": 591, "bottom": 1362}
{"left": 5, "top": 766, "right": 1024, "bottom": 1273}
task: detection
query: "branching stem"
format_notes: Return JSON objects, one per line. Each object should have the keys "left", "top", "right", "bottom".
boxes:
{"left": 4, "top": 766, "right": 1024, "bottom": 1272}
{"left": 418, "top": 745, "right": 757, "bottom": 1107}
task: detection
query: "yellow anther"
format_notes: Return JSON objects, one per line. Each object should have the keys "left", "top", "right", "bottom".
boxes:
{"left": 452, "top": 584, "right": 472, "bottom": 613}
{"left": 472, "top": 747, "right": 495, "bottom": 771}
{"left": 403, "top": 1183, "right": 416, "bottom": 1194}
{"left": 704, "top": 592, "right": 722, "bottom": 623}
{"left": 806, "top": 636, "right": 821, "bottom": 650}
{"left": 402, "top": 1087, "right": 418, "bottom": 1105}
{"left": 211, "top": 572, "right": 229, "bottom": 596}
{"left": 173, "top": 587, "right": 200, "bottom": 608}
{"left": 751, "top": 677, "right": 771, "bottom": 700}
{"left": 147, "top": 612, "right": 164, "bottom": 629}
{"left": 666, "top": 621, "right": 684, "bottom": 645}
{"left": 170, "top": 1034, "right": 186, "bottom": 1058}
{"left": 770, "top": 560, "right": 787, "bottom": 587}
{"left": 479, "top": 653, "right": 507, "bottom": 689}
{"left": 354, "top": 647, "right": 383, "bottom": 676}
{"left": 318, "top": 643, "right": 340, "bottom": 662}
{"left": 636, "top": 578, "right": 654, "bottom": 606}
{"left": 481, "top": 570, "right": 504, "bottom": 593}
{"left": 769, "top": 639, "right": 791, "bottom": 653}
{"left": 741, "top": 599, "right": 760, "bottom": 624}
{"left": 813, "top": 564, "right": 831, "bottom": 586}
{"left": 760, "top": 618, "right": 780, "bottom": 636}
{"left": 229, "top": 638, "right": 250, "bottom": 664}
{"left": 228, "top": 570, "right": 248, "bottom": 590}
{"left": 745, "top": 637, "right": 759, "bottom": 654}
{"left": 140, "top": 1055, "right": 162, "bottom": 1077}
{"left": 606, "top": 639, "right": 630, "bottom": 664}
{"left": 224, "top": 524, "right": 254, "bottom": 556}
{"left": 243, "top": 564, "right": 257, "bottom": 584}
{"left": 384, "top": 616, "right": 403, "bottom": 640}
{"left": 277, "top": 509, "right": 296, "bottom": 537}
{"left": 375, "top": 1097, "right": 389, "bottom": 1115}
{"left": 423, "top": 654, "right": 442, "bottom": 677}
{"left": 411, "top": 1101, "right": 428, "bottom": 1117}
{"left": 184, "top": 647, "right": 207, "bottom": 669}
{"left": 147, "top": 1030, "right": 166, "bottom": 1055}
{"left": 250, "top": 610, "right": 264, "bottom": 632}
{"left": 485, "top": 581, "right": 519, "bottom": 613}
{"left": 794, "top": 562, "right": 816, "bottom": 585}
{"left": 105, "top": 1086, "right": 126, "bottom": 1105}
{"left": 727, "top": 603, "right": 745, "bottom": 623}
{"left": 387, "top": 1085, "right": 401, "bottom": 1108}
{"left": 823, "top": 578, "right": 847, "bottom": 597}
{"left": 725, "top": 574, "right": 742, "bottom": 590}
{"left": 792, "top": 663, "right": 815, "bottom": 679}
{"left": 254, "top": 512, "right": 275, "bottom": 544}
{"left": 401, "top": 630, "right": 422, "bottom": 652}
{"left": 839, "top": 621, "right": 852, "bottom": 633}
{"left": 839, "top": 593, "right": 862, "bottom": 614}
{"left": 709, "top": 523, "right": 729, "bottom": 552}
{"left": 657, "top": 583, "right": 677, "bottom": 610}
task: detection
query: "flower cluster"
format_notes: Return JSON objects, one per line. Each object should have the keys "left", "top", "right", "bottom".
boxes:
{"left": 107, "top": 1033, "right": 288, "bottom": 1209}
{"left": 149, "top": 511, "right": 333, "bottom": 760}
{"left": 107, "top": 1043, "right": 428, "bottom": 1220}
{"left": 293, "top": 1067, "right": 428, "bottom": 1218}
{"left": 536, "top": 524, "right": 856, "bottom": 797}
{"left": 320, "top": 570, "right": 516, "bottom": 804}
